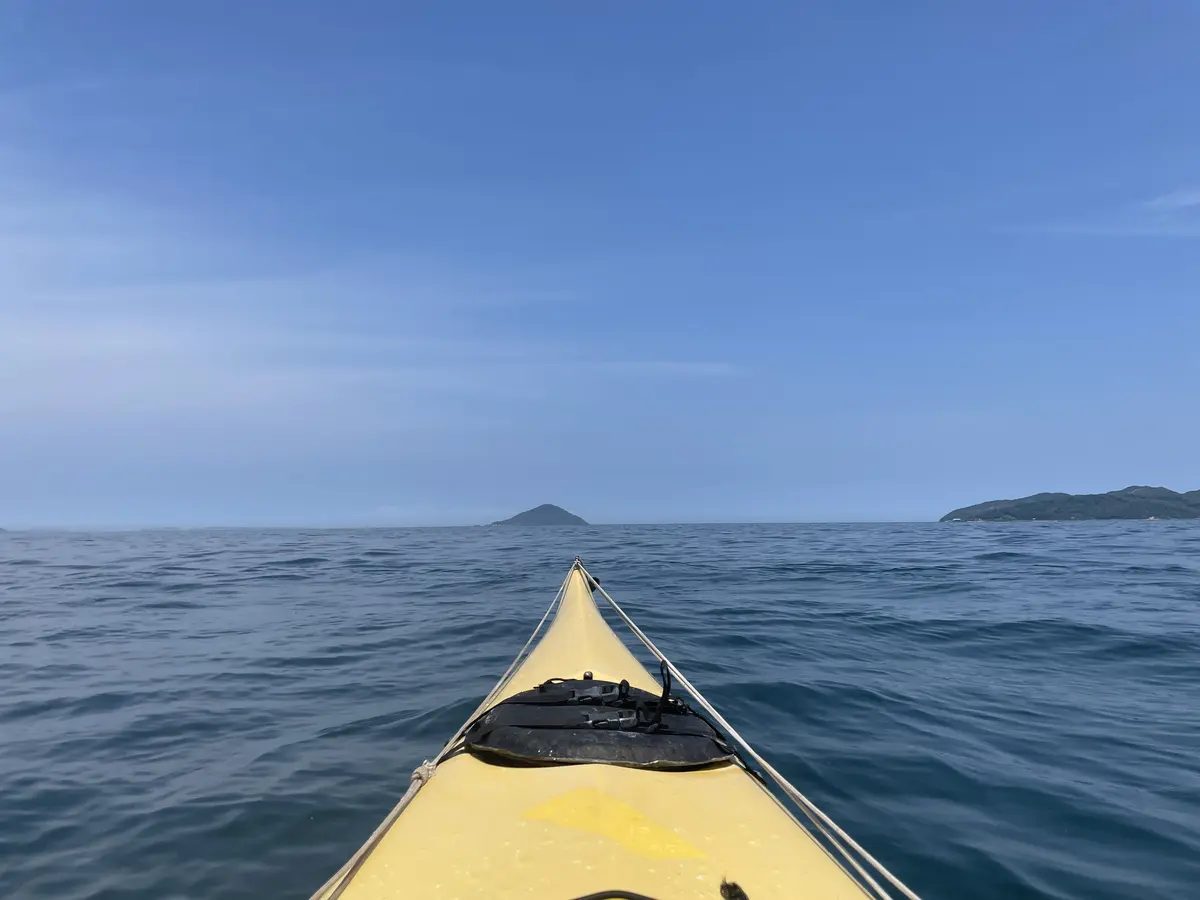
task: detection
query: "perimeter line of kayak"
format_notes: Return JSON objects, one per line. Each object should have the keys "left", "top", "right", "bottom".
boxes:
{"left": 576, "top": 559, "right": 920, "bottom": 900}
{"left": 311, "top": 565, "right": 573, "bottom": 900}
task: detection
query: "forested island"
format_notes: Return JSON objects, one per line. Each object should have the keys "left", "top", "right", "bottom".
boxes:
{"left": 941, "top": 486, "right": 1200, "bottom": 522}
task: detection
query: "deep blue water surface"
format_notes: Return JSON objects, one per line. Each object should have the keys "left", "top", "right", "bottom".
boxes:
{"left": 3, "top": 524, "right": 1199, "bottom": 898}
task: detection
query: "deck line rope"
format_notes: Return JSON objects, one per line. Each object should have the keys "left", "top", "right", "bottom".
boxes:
{"left": 310, "top": 567, "right": 572, "bottom": 900}
{"left": 577, "top": 560, "right": 921, "bottom": 900}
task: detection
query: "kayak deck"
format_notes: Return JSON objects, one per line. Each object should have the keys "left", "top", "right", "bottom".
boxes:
{"left": 317, "top": 567, "right": 869, "bottom": 899}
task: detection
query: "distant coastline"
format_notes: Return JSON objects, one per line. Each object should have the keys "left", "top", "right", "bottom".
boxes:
{"left": 941, "top": 485, "right": 1200, "bottom": 522}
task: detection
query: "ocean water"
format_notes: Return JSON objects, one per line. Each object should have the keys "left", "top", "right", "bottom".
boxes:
{"left": 2, "top": 523, "right": 1198, "bottom": 899}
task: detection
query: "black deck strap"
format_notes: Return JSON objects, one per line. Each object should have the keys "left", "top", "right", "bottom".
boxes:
{"left": 651, "top": 659, "right": 671, "bottom": 729}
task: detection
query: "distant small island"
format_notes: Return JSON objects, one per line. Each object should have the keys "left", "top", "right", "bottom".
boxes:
{"left": 491, "top": 504, "right": 589, "bottom": 526}
{"left": 942, "top": 485, "right": 1200, "bottom": 522}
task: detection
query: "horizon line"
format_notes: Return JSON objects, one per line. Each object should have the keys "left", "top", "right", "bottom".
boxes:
{"left": 2, "top": 519, "right": 942, "bottom": 532}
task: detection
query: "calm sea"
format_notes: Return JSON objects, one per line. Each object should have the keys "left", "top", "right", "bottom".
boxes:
{"left": 2, "top": 523, "right": 1198, "bottom": 898}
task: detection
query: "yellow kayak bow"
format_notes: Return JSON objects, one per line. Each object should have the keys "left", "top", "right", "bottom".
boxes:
{"left": 313, "top": 560, "right": 917, "bottom": 900}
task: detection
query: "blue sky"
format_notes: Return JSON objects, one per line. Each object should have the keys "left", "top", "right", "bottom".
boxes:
{"left": 2, "top": 2, "right": 1198, "bottom": 526}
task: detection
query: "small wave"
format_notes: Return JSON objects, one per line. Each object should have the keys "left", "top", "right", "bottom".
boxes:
{"left": 315, "top": 708, "right": 422, "bottom": 740}
{"left": 161, "top": 581, "right": 207, "bottom": 593}
{"left": 905, "top": 616, "right": 1200, "bottom": 662}
{"left": 974, "top": 550, "right": 1033, "bottom": 561}
{"left": 0, "top": 690, "right": 137, "bottom": 723}
{"left": 1120, "top": 562, "right": 1194, "bottom": 575}
{"left": 142, "top": 599, "right": 205, "bottom": 610}
{"left": 275, "top": 556, "right": 329, "bottom": 567}
{"left": 256, "top": 653, "right": 364, "bottom": 669}
{"left": 232, "top": 572, "right": 309, "bottom": 582}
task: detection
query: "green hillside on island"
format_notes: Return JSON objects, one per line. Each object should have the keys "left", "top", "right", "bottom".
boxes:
{"left": 491, "top": 504, "right": 589, "bottom": 526}
{"left": 942, "top": 486, "right": 1200, "bottom": 522}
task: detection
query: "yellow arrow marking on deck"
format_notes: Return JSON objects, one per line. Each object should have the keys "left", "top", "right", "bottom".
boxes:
{"left": 524, "top": 787, "right": 704, "bottom": 860}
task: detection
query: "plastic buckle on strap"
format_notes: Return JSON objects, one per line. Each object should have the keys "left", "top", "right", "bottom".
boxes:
{"left": 583, "top": 709, "right": 638, "bottom": 730}
{"left": 570, "top": 683, "right": 620, "bottom": 703}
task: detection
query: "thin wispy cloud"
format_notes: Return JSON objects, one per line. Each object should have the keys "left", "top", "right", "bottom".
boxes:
{"left": 1021, "top": 185, "right": 1200, "bottom": 239}
{"left": 1026, "top": 220, "right": 1200, "bottom": 239}
{"left": 0, "top": 156, "right": 736, "bottom": 449}
{"left": 595, "top": 360, "right": 740, "bottom": 377}
{"left": 1143, "top": 187, "right": 1200, "bottom": 211}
